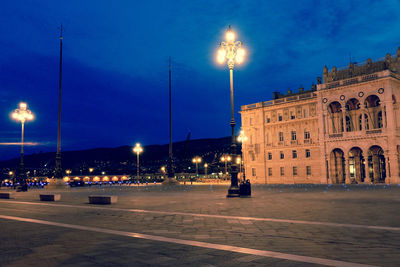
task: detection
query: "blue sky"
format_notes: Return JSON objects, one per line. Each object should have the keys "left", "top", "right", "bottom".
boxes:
{"left": 0, "top": 0, "right": 399, "bottom": 160}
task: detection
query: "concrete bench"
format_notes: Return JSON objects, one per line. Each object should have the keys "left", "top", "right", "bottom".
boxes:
{"left": 88, "top": 195, "right": 117, "bottom": 204}
{"left": 0, "top": 192, "right": 13, "bottom": 199}
{"left": 40, "top": 194, "right": 61, "bottom": 202}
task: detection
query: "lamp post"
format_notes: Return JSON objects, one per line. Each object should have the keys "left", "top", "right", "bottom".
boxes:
{"left": 133, "top": 143, "right": 143, "bottom": 182}
{"left": 220, "top": 155, "right": 231, "bottom": 179}
{"left": 237, "top": 130, "right": 248, "bottom": 182}
{"left": 8, "top": 171, "right": 14, "bottom": 187}
{"left": 11, "top": 102, "right": 34, "bottom": 191}
{"left": 217, "top": 25, "right": 245, "bottom": 197}
{"left": 192, "top": 156, "right": 202, "bottom": 176}
{"left": 204, "top": 163, "right": 208, "bottom": 179}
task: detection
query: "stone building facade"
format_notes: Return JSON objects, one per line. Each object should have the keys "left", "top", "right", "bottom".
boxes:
{"left": 240, "top": 48, "right": 400, "bottom": 184}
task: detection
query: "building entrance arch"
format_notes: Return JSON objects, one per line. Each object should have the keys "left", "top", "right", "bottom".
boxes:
{"left": 330, "top": 148, "right": 345, "bottom": 183}
{"left": 348, "top": 147, "right": 365, "bottom": 183}
{"left": 367, "top": 145, "right": 386, "bottom": 183}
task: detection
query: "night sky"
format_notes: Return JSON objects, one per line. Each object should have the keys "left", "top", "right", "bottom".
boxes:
{"left": 1, "top": 0, "right": 399, "bottom": 160}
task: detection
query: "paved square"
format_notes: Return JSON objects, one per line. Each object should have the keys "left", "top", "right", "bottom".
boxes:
{"left": 0, "top": 184, "right": 399, "bottom": 266}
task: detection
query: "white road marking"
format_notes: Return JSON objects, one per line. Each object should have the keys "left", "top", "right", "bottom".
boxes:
{"left": 0, "top": 214, "right": 376, "bottom": 267}
{"left": 1, "top": 200, "right": 400, "bottom": 232}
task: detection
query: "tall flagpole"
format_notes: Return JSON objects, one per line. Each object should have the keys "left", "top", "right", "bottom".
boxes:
{"left": 55, "top": 24, "right": 63, "bottom": 179}
{"left": 164, "top": 57, "right": 178, "bottom": 184}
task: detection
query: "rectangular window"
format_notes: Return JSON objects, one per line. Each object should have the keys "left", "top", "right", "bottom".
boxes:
{"left": 268, "top": 168, "right": 272, "bottom": 176}
{"left": 252, "top": 168, "right": 256, "bottom": 177}
{"left": 266, "top": 117, "right": 271, "bottom": 123}
{"left": 250, "top": 118, "right": 253, "bottom": 126}
{"left": 293, "top": 166, "right": 298, "bottom": 176}
{"left": 268, "top": 152, "right": 272, "bottom": 160}
{"left": 280, "top": 167, "right": 284, "bottom": 176}
{"left": 291, "top": 131, "right": 296, "bottom": 141}
{"left": 292, "top": 150, "right": 297, "bottom": 159}
{"left": 278, "top": 115, "right": 283, "bottom": 121}
{"left": 280, "top": 151, "right": 284, "bottom": 159}
{"left": 304, "top": 130, "right": 310, "bottom": 140}
{"left": 306, "top": 166, "right": 311, "bottom": 176}
{"left": 279, "top": 132, "right": 284, "bottom": 141}
{"left": 304, "top": 109, "right": 307, "bottom": 118}
{"left": 290, "top": 111, "right": 295, "bottom": 120}
{"left": 305, "top": 149, "right": 311, "bottom": 158}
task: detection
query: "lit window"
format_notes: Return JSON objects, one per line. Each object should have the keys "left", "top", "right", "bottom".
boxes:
{"left": 293, "top": 166, "right": 298, "bottom": 176}
{"left": 292, "top": 150, "right": 297, "bottom": 159}
{"left": 280, "top": 167, "right": 284, "bottom": 176}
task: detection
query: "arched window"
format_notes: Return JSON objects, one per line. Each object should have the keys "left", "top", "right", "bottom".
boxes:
{"left": 345, "top": 116, "right": 351, "bottom": 132}
{"left": 365, "top": 114, "right": 369, "bottom": 130}
{"left": 377, "top": 111, "right": 383, "bottom": 128}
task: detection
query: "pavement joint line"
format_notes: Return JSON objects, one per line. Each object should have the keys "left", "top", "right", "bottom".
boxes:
{"left": 1, "top": 200, "right": 400, "bottom": 232}
{"left": 0, "top": 214, "right": 376, "bottom": 267}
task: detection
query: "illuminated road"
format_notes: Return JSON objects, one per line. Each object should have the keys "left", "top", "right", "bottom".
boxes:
{"left": 0, "top": 184, "right": 399, "bottom": 266}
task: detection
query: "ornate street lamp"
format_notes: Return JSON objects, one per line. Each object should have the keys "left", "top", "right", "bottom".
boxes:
{"left": 217, "top": 25, "right": 245, "bottom": 197}
{"left": 220, "top": 155, "right": 232, "bottom": 179}
{"left": 11, "top": 102, "right": 34, "bottom": 191}
{"left": 237, "top": 130, "right": 248, "bottom": 182}
{"left": 133, "top": 143, "right": 143, "bottom": 181}
{"left": 192, "top": 156, "right": 202, "bottom": 176}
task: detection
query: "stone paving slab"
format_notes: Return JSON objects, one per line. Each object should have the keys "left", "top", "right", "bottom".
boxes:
{"left": 0, "top": 184, "right": 399, "bottom": 266}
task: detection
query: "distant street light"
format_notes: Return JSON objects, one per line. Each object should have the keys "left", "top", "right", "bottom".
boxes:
{"left": 192, "top": 156, "right": 202, "bottom": 176}
{"left": 237, "top": 130, "right": 248, "bottom": 182}
{"left": 8, "top": 171, "right": 14, "bottom": 187}
{"left": 11, "top": 102, "right": 34, "bottom": 191}
{"left": 133, "top": 143, "right": 143, "bottom": 181}
{"left": 89, "top": 168, "right": 94, "bottom": 174}
{"left": 204, "top": 163, "right": 208, "bottom": 178}
{"left": 220, "top": 155, "right": 232, "bottom": 179}
{"left": 65, "top": 169, "right": 72, "bottom": 175}
{"left": 217, "top": 25, "right": 245, "bottom": 197}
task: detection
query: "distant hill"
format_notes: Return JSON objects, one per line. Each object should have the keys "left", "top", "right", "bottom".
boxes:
{"left": 0, "top": 136, "right": 240, "bottom": 174}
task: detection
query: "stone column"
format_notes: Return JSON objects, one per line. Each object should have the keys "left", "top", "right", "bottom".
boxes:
{"left": 341, "top": 111, "right": 346, "bottom": 133}
{"left": 344, "top": 154, "right": 351, "bottom": 184}
{"left": 382, "top": 105, "right": 387, "bottom": 129}
{"left": 324, "top": 112, "right": 330, "bottom": 135}
{"left": 385, "top": 154, "right": 390, "bottom": 184}
{"left": 360, "top": 108, "right": 365, "bottom": 131}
